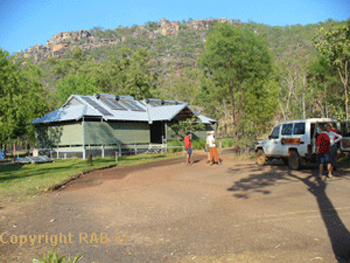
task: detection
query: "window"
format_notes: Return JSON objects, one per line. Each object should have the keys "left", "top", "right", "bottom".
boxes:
{"left": 282, "top": 124, "right": 293, "bottom": 135}
{"left": 270, "top": 126, "right": 280, "bottom": 139}
{"left": 293, "top": 123, "right": 305, "bottom": 135}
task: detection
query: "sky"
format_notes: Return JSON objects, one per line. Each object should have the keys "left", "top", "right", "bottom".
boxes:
{"left": 0, "top": 0, "right": 349, "bottom": 54}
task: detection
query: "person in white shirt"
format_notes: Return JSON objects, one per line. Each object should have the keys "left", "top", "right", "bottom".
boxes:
{"left": 205, "top": 131, "right": 222, "bottom": 166}
{"left": 325, "top": 124, "right": 342, "bottom": 170}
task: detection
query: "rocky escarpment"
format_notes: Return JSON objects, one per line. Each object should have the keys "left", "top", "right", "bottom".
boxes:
{"left": 20, "top": 18, "right": 241, "bottom": 63}
{"left": 22, "top": 29, "right": 124, "bottom": 62}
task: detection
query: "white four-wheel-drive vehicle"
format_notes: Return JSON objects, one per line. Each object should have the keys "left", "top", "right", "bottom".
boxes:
{"left": 340, "top": 121, "right": 350, "bottom": 152}
{"left": 255, "top": 118, "right": 341, "bottom": 170}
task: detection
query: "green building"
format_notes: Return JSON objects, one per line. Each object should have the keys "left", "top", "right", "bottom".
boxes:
{"left": 30, "top": 94, "right": 217, "bottom": 158}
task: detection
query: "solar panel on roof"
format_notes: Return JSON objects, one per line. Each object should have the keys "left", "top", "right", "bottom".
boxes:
{"left": 150, "top": 102, "right": 162, "bottom": 107}
{"left": 80, "top": 97, "right": 113, "bottom": 116}
{"left": 119, "top": 100, "right": 146, "bottom": 112}
{"left": 162, "top": 100, "right": 177, "bottom": 105}
{"left": 100, "top": 97, "right": 127, "bottom": 111}
{"left": 146, "top": 98, "right": 162, "bottom": 106}
{"left": 130, "top": 102, "right": 146, "bottom": 111}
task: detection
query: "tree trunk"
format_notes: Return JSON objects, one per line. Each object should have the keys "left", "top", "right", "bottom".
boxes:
{"left": 302, "top": 75, "right": 307, "bottom": 119}
{"left": 279, "top": 101, "right": 287, "bottom": 120}
{"left": 229, "top": 82, "right": 236, "bottom": 124}
{"left": 302, "top": 94, "right": 306, "bottom": 119}
{"left": 338, "top": 61, "right": 349, "bottom": 121}
{"left": 324, "top": 83, "right": 328, "bottom": 118}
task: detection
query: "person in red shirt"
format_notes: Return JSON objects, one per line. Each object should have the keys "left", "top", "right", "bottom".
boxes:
{"left": 316, "top": 125, "right": 333, "bottom": 179}
{"left": 184, "top": 132, "right": 193, "bottom": 164}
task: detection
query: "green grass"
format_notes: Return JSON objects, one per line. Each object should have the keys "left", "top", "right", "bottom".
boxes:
{"left": 0, "top": 154, "right": 182, "bottom": 202}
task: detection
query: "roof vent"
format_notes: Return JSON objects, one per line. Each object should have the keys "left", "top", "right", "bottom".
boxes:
{"left": 94, "top": 93, "right": 115, "bottom": 100}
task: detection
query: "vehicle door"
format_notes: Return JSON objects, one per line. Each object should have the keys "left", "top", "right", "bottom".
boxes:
{"left": 293, "top": 122, "right": 307, "bottom": 156}
{"left": 340, "top": 121, "right": 350, "bottom": 152}
{"left": 280, "top": 123, "right": 293, "bottom": 157}
{"left": 265, "top": 125, "right": 281, "bottom": 156}
{"left": 280, "top": 122, "right": 307, "bottom": 157}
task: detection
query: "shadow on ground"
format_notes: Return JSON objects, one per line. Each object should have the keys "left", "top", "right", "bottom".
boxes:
{"left": 227, "top": 160, "right": 350, "bottom": 262}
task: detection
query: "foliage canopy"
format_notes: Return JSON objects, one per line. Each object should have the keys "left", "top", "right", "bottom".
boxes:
{"left": 199, "top": 23, "right": 278, "bottom": 144}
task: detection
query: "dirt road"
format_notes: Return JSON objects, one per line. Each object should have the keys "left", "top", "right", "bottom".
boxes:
{"left": 1, "top": 151, "right": 350, "bottom": 262}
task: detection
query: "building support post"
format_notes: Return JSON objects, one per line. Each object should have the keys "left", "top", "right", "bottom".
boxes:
{"left": 164, "top": 123, "right": 168, "bottom": 153}
{"left": 82, "top": 118, "right": 86, "bottom": 160}
{"left": 118, "top": 144, "right": 121, "bottom": 157}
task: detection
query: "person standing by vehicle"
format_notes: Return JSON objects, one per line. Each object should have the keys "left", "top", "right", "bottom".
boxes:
{"left": 325, "top": 123, "right": 342, "bottom": 170}
{"left": 184, "top": 132, "right": 193, "bottom": 164}
{"left": 205, "top": 131, "right": 211, "bottom": 163}
{"left": 206, "top": 131, "right": 222, "bottom": 166}
{"left": 316, "top": 125, "right": 333, "bottom": 179}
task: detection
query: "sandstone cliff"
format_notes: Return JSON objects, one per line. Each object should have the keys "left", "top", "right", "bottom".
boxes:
{"left": 20, "top": 18, "right": 241, "bottom": 63}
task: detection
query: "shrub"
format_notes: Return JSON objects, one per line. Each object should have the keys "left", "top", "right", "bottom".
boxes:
{"left": 218, "top": 138, "right": 237, "bottom": 148}
{"left": 33, "top": 246, "right": 82, "bottom": 263}
{"left": 191, "top": 139, "right": 206, "bottom": 150}
{"left": 167, "top": 139, "right": 206, "bottom": 153}
{"left": 167, "top": 140, "right": 183, "bottom": 153}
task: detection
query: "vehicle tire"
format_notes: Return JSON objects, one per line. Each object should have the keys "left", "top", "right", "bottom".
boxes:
{"left": 288, "top": 150, "right": 300, "bottom": 170}
{"left": 257, "top": 149, "right": 267, "bottom": 166}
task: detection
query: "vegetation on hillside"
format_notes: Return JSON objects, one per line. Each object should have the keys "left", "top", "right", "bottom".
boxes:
{"left": 1, "top": 18, "right": 349, "bottom": 149}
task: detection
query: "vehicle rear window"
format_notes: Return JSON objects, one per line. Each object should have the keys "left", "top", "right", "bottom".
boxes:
{"left": 282, "top": 124, "right": 293, "bottom": 135}
{"left": 293, "top": 123, "right": 305, "bottom": 135}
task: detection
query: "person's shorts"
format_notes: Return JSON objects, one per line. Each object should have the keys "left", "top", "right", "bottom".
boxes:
{"left": 317, "top": 153, "right": 330, "bottom": 166}
{"left": 187, "top": 147, "right": 193, "bottom": 155}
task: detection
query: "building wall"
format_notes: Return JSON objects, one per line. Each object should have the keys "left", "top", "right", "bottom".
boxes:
{"left": 84, "top": 121, "right": 150, "bottom": 145}
{"left": 35, "top": 122, "right": 83, "bottom": 147}
{"left": 35, "top": 120, "right": 214, "bottom": 148}
{"left": 35, "top": 120, "right": 150, "bottom": 147}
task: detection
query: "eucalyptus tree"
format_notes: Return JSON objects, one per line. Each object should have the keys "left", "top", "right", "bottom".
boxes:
{"left": 314, "top": 20, "right": 350, "bottom": 120}
{"left": 199, "top": 23, "right": 278, "bottom": 141}
{"left": 0, "top": 49, "right": 48, "bottom": 145}
{"left": 306, "top": 55, "right": 341, "bottom": 118}
{"left": 120, "top": 48, "right": 159, "bottom": 100}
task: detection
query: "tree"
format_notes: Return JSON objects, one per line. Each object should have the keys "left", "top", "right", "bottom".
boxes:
{"left": 145, "top": 21, "right": 160, "bottom": 31}
{"left": 0, "top": 49, "right": 48, "bottom": 145}
{"left": 199, "top": 23, "right": 278, "bottom": 141}
{"left": 55, "top": 75, "right": 101, "bottom": 107}
{"left": 121, "top": 48, "right": 159, "bottom": 100}
{"left": 314, "top": 20, "right": 350, "bottom": 120}
{"left": 170, "top": 117, "right": 205, "bottom": 139}
{"left": 160, "top": 67, "right": 202, "bottom": 104}
{"left": 46, "top": 56, "right": 83, "bottom": 80}
{"left": 20, "top": 61, "right": 49, "bottom": 143}
{"left": 46, "top": 47, "right": 159, "bottom": 106}
{"left": 306, "top": 55, "right": 341, "bottom": 118}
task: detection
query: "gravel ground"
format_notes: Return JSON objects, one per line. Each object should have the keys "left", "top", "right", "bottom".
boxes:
{"left": 1, "top": 150, "right": 350, "bottom": 263}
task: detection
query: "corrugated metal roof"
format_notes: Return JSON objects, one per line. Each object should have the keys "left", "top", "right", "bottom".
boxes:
{"left": 30, "top": 94, "right": 217, "bottom": 125}
{"left": 30, "top": 105, "right": 101, "bottom": 124}
{"left": 197, "top": 114, "right": 217, "bottom": 124}
{"left": 148, "top": 104, "right": 188, "bottom": 121}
